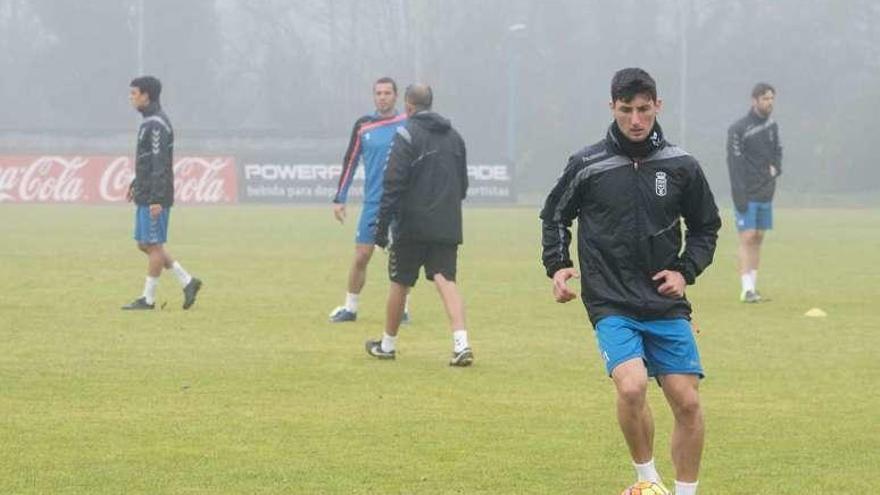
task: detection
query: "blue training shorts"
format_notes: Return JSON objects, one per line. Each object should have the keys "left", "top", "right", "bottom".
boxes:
{"left": 594, "top": 316, "right": 704, "bottom": 378}
{"left": 735, "top": 201, "right": 773, "bottom": 231}
{"left": 133, "top": 205, "right": 170, "bottom": 244}
{"left": 356, "top": 202, "right": 380, "bottom": 244}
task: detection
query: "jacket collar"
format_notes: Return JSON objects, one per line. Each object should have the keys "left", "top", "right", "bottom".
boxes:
{"left": 749, "top": 108, "right": 770, "bottom": 122}
{"left": 606, "top": 121, "right": 666, "bottom": 160}
{"left": 140, "top": 101, "right": 161, "bottom": 118}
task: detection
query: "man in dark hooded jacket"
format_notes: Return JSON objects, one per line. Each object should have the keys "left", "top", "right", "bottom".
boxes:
{"left": 123, "top": 76, "right": 202, "bottom": 311}
{"left": 727, "top": 82, "right": 782, "bottom": 303}
{"left": 367, "top": 84, "right": 473, "bottom": 367}
{"left": 540, "top": 68, "right": 720, "bottom": 494}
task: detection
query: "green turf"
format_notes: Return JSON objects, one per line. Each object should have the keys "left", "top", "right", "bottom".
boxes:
{"left": 0, "top": 205, "right": 877, "bottom": 494}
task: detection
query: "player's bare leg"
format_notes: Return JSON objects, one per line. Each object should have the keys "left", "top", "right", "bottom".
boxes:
{"left": 751, "top": 230, "right": 764, "bottom": 270}
{"left": 137, "top": 243, "right": 201, "bottom": 310}
{"left": 364, "top": 281, "right": 407, "bottom": 359}
{"left": 751, "top": 230, "right": 764, "bottom": 291}
{"left": 122, "top": 242, "right": 163, "bottom": 310}
{"left": 659, "top": 374, "right": 703, "bottom": 484}
{"left": 348, "top": 243, "right": 375, "bottom": 294}
{"left": 331, "top": 244, "right": 374, "bottom": 322}
{"left": 384, "top": 281, "right": 408, "bottom": 337}
{"left": 433, "top": 273, "right": 471, "bottom": 366}
{"left": 737, "top": 230, "right": 762, "bottom": 301}
{"left": 145, "top": 244, "right": 171, "bottom": 277}
{"left": 433, "top": 273, "right": 465, "bottom": 331}
{"left": 612, "top": 358, "right": 655, "bottom": 464}
{"left": 737, "top": 230, "right": 757, "bottom": 277}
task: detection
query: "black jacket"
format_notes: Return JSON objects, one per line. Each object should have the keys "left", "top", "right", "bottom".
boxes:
{"left": 727, "top": 109, "right": 783, "bottom": 211}
{"left": 131, "top": 102, "right": 175, "bottom": 207}
{"left": 541, "top": 123, "right": 721, "bottom": 325}
{"left": 375, "top": 111, "right": 468, "bottom": 246}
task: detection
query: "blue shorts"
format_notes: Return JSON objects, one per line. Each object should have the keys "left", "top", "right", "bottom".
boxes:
{"left": 133, "top": 205, "right": 170, "bottom": 245}
{"left": 356, "top": 202, "right": 380, "bottom": 244}
{"left": 594, "top": 316, "right": 703, "bottom": 378}
{"left": 735, "top": 201, "right": 773, "bottom": 231}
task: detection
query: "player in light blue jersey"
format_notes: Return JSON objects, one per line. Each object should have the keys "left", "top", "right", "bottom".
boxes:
{"left": 329, "top": 77, "right": 409, "bottom": 323}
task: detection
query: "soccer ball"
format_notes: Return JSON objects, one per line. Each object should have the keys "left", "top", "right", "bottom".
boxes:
{"left": 620, "top": 481, "right": 670, "bottom": 495}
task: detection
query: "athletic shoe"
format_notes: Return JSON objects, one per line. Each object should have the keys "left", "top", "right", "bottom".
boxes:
{"left": 182, "top": 278, "right": 202, "bottom": 310}
{"left": 401, "top": 310, "right": 411, "bottom": 325}
{"left": 740, "top": 290, "right": 761, "bottom": 303}
{"left": 364, "top": 339, "right": 395, "bottom": 360}
{"left": 122, "top": 297, "right": 155, "bottom": 310}
{"left": 449, "top": 348, "right": 474, "bottom": 367}
{"left": 329, "top": 306, "right": 357, "bottom": 322}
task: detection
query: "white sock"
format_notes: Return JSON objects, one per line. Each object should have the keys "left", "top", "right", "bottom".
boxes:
{"left": 740, "top": 273, "right": 755, "bottom": 292}
{"left": 749, "top": 269, "right": 758, "bottom": 289}
{"left": 633, "top": 458, "right": 661, "bottom": 483}
{"left": 142, "top": 276, "right": 159, "bottom": 305}
{"left": 381, "top": 332, "right": 397, "bottom": 352}
{"left": 345, "top": 292, "right": 359, "bottom": 313}
{"left": 404, "top": 294, "right": 411, "bottom": 313}
{"left": 675, "top": 480, "right": 698, "bottom": 495}
{"left": 453, "top": 329, "right": 469, "bottom": 353}
{"left": 170, "top": 261, "right": 192, "bottom": 288}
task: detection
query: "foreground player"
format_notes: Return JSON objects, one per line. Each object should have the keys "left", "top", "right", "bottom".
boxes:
{"left": 727, "top": 82, "right": 782, "bottom": 303}
{"left": 540, "top": 68, "right": 720, "bottom": 493}
{"left": 123, "top": 76, "right": 202, "bottom": 310}
{"left": 329, "top": 77, "right": 409, "bottom": 323}
{"left": 366, "top": 84, "right": 472, "bottom": 366}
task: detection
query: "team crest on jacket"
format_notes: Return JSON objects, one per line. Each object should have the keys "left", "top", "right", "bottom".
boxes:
{"left": 655, "top": 171, "right": 667, "bottom": 197}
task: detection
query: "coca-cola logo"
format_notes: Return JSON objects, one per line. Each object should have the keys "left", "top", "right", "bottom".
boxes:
{"left": 0, "top": 156, "right": 87, "bottom": 202}
{"left": 0, "top": 155, "right": 238, "bottom": 204}
{"left": 174, "top": 157, "right": 232, "bottom": 203}
{"left": 99, "top": 156, "right": 135, "bottom": 202}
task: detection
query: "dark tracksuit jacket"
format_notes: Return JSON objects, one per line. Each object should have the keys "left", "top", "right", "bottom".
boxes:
{"left": 541, "top": 123, "right": 721, "bottom": 325}
{"left": 374, "top": 111, "right": 468, "bottom": 247}
{"left": 131, "top": 102, "right": 175, "bottom": 207}
{"left": 727, "top": 109, "right": 783, "bottom": 212}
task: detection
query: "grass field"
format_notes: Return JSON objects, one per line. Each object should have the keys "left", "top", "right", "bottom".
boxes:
{"left": 1, "top": 205, "right": 878, "bottom": 494}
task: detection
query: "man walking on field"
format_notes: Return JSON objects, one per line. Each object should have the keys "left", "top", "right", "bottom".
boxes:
{"left": 366, "top": 84, "right": 472, "bottom": 366}
{"left": 123, "top": 75, "right": 202, "bottom": 310}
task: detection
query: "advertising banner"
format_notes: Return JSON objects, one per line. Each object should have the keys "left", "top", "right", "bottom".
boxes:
{"left": 0, "top": 155, "right": 238, "bottom": 204}
{"left": 238, "top": 160, "right": 515, "bottom": 204}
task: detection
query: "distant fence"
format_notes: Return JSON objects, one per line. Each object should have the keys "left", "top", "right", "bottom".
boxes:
{"left": 0, "top": 155, "right": 514, "bottom": 204}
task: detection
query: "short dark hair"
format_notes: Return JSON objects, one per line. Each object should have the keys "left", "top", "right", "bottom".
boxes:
{"left": 130, "top": 75, "right": 162, "bottom": 103}
{"left": 374, "top": 76, "right": 397, "bottom": 94}
{"left": 751, "top": 82, "right": 775, "bottom": 99}
{"left": 405, "top": 84, "right": 433, "bottom": 111}
{"left": 610, "top": 68, "right": 657, "bottom": 103}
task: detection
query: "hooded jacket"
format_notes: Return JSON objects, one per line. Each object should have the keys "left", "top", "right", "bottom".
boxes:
{"left": 131, "top": 102, "right": 175, "bottom": 207}
{"left": 375, "top": 111, "right": 468, "bottom": 246}
{"left": 727, "top": 109, "right": 783, "bottom": 211}
{"left": 541, "top": 122, "right": 721, "bottom": 325}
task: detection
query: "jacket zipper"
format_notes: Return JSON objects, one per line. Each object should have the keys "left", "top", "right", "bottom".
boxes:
{"left": 631, "top": 159, "right": 645, "bottom": 311}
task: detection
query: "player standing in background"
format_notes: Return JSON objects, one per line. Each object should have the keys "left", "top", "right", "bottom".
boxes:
{"left": 123, "top": 76, "right": 202, "bottom": 311}
{"left": 541, "top": 68, "right": 720, "bottom": 494}
{"left": 727, "top": 82, "right": 782, "bottom": 303}
{"left": 366, "top": 84, "right": 472, "bottom": 366}
{"left": 329, "top": 77, "right": 409, "bottom": 323}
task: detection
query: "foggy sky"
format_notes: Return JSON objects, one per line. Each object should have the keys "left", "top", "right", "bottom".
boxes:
{"left": 1, "top": 0, "right": 878, "bottom": 202}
